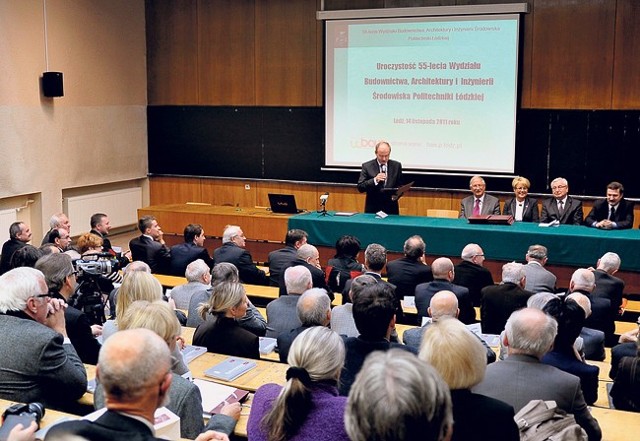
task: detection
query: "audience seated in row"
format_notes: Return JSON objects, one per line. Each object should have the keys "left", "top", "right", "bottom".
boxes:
{"left": 214, "top": 225, "right": 269, "bottom": 286}
{"left": 278, "top": 243, "right": 332, "bottom": 299}
{"left": 267, "top": 228, "right": 308, "bottom": 286}
{"left": 386, "top": 235, "right": 433, "bottom": 301}
{"left": 169, "top": 223, "right": 214, "bottom": 277}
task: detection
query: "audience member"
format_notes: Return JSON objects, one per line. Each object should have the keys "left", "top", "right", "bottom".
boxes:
{"left": 540, "top": 177, "right": 583, "bottom": 225}
{"left": 89, "top": 212, "right": 114, "bottom": 253}
{"left": 357, "top": 140, "right": 403, "bottom": 215}
{"left": 39, "top": 243, "right": 60, "bottom": 255}
{"left": 473, "top": 308, "right": 602, "bottom": 441}
{"left": 47, "top": 228, "right": 72, "bottom": 252}
{"left": 481, "top": 262, "right": 533, "bottom": 334}
{"left": 330, "top": 275, "right": 377, "bottom": 338}
{"left": 277, "top": 288, "right": 331, "bottom": 362}
{"left": 420, "top": 318, "right": 518, "bottom": 441}
{"left": 106, "top": 259, "right": 151, "bottom": 320}
{"left": 279, "top": 244, "right": 331, "bottom": 298}
{"left": 0, "top": 267, "right": 87, "bottom": 412}
{"left": 584, "top": 181, "right": 634, "bottom": 229}
{"left": 567, "top": 291, "right": 607, "bottom": 362}
{"left": 609, "top": 320, "right": 639, "bottom": 380}
{"left": 267, "top": 229, "right": 308, "bottom": 286}
{"left": 35, "top": 253, "right": 102, "bottom": 364}
{"left": 9, "top": 244, "right": 42, "bottom": 269}
{"left": 339, "top": 283, "right": 416, "bottom": 396}
{"left": 170, "top": 259, "right": 211, "bottom": 309}
{"left": 248, "top": 327, "right": 349, "bottom": 441}
{"left": 194, "top": 282, "right": 259, "bottom": 359}
{"left": 415, "top": 257, "right": 474, "bottom": 324}
{"left": 76, "top": 232, "right": 124, "bottom": 287}
{"left": 452, "top": 243, "right": 494, "bottom": 307}
{"left": 459, "top": 175, "right": 500, "bottom": 219}
{"left": 326, "top": 235, "right": 365, "bottom": 293}
{"left": 0, "top": 221, "right": 32, "bottom": 275}
{"left": 345, "top": 349, "right": 452, "bottom": 441}
{"left": 129, "top": 215, "right": 171, "bottom": 273}
{"left": 610, "top": 337, "right": 640, "bottom": 411}
{"left": 404, "top": 290, "right": 495, "bottom": 363}
{"left": 568, "top": 268, "right": 614, "bottom": 345}
{"left": 46, "top": 328, "right": 233, "bottom": 441}
{"left": 214, "top": 225, "right": 268, "bottom": 285}
{"left": 266, "top": 265, "right": 311, "bottom": 338}
{"left": 386, "top": 235, "right": 433, "bottom": 301}
{"left": 41, "top": 212, "right": 71, "bottom": 245}
{"left": 591, "top": 251, "right": 625, "bottom": 318}
{"left": 523, "top": 244, "right": 557, "bottom": 293}
{"left": 169, "top": 223, "right": 214, "bottom": 277}
{"left": 502, "top": 176, "right": 539, "bottom": 222}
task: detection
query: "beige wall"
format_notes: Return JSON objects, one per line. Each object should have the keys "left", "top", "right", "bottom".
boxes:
{"left": 0, "top": 0, "right": 147, "bottom": 239}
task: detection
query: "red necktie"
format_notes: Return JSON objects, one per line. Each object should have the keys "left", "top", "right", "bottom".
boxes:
{"left": 473, "top": 199, "right": 480, "bottom": 216}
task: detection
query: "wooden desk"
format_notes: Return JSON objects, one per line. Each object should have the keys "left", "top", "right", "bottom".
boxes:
{"left": 590, "top": 406, "right": 640, "bottom": 440}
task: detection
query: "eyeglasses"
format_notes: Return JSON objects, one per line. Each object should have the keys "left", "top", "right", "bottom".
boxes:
{"left": 34, "top": 293, "right": 51, "bottom": 299}
{"left": 474, "top": 254, "right": 485, "bottom": 258}
{"left": 551, "top": 185, "right": 567, "bottom": 190}
{"left": 70, "top": 271, "right": 78, "bottom": 277}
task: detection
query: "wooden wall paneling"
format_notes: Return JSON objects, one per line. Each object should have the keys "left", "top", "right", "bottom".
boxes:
{"left": 255, "top": 0, "right": 319, "bottom": 106}
{"left": 322, "top": 0, "right": 383, "bottom": 10}
{"left": 530, "top": 0, "right": 616, "bottom": 109}
{"left": 255, "top": 181, "right": 319, "bottom": 211}
{"left": 145, "top": 0, "right": 199, "bottom": 104}
{"left": 612, "top": 0, "right": 640, "bottom": 109}
{"left": 197, "top": 0, "right": 256, "bottom": 105}
{"left": 149, "top": 176, "right": 202, "bottom": 205}
{"left": 518, "top": 0, "right": 534, "bottom": 108}
{"left": 315, "top": 0, "right": 323, "bottom": 106}
{"left": 200, "top": 179, "right": 257, "bottom": 207}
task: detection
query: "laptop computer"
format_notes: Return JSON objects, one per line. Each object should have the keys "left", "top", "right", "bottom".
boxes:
{"left": 268, "top": 193, "right": 303, "bottom": 214}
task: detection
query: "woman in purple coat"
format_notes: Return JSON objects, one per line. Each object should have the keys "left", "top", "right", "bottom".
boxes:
{"left": 247, "top": 326, "right": 349, "bottom": 441}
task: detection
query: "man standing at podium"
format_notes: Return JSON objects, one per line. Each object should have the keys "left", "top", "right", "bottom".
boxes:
{"left": 357, "top": 141, "right": 403, "bottom": 215}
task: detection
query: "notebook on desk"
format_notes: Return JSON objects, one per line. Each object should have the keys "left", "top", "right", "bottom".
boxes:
{"left": 268, "top": 193, "right": 303, "bottom": 214}
{"left": 204, "top": 357, "right": 257, "bottom": 382}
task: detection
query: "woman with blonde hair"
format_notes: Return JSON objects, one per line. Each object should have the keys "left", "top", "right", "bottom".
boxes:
{"left": 420, "top": 318, "right": 519, "bottom": 441}
{"left": 247, "top": 326, "right": 349, "bottom": 441}
{"left": 193, "top": 282, "right": 259, "bottom": 359}
{"left": 502, "top": 176, "right": 539, "bottom": 222}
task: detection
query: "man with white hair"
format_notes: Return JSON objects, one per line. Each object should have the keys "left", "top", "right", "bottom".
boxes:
{"left": 169, "top": 259, "right": 211, "bottom": 309}
{"left": 266, "top": 265, "right": 312, "bottom": 338}
{"left": 568, "top": 268, "right": 614, "bottom": 345}
{"left": 0, "top": 267, "right": 87, "bottom": 412}
{"left": 473, "top": 308, "right": 602, "bottom": 441}
{"left": 592, "top": 252, "right": 625, "bottom": 319}
{"left": 566, "top": 291, "right": 606, "bottom": 361}
{"left": 480, "top": 262, "right": 533, "bottom": 334}
{"left": 452, "top": 243, "right": 494, "bottom": 307}
{"left": 278, "top": 243, "right": 331, "bottom": 298}
{"left": 41, "top": 212, "right": 71, "bottom": 245}
{"left": 213, "top": 225, "right": 268, "bottom": 285}
{"left": 540, "top": 177, "right": 583, "bottom": 225}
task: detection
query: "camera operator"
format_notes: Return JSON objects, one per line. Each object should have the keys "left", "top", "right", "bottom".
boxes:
{"left": 76, "top": 233, "right": 123, "bottom": 286}
{"left": 35, "top": 253, "right": 102, "bottom": 365}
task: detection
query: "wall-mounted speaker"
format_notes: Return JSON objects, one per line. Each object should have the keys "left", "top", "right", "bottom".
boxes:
{"left": 42, "top": 72, "right": 64, "bottom": 97}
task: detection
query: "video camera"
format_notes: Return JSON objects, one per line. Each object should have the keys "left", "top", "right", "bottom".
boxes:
{"left": 0, "top": 402, "right": 45, "bottom": 440}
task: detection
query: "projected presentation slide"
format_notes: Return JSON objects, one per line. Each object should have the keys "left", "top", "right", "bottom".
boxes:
{"left": 326, "top": 15, "right": 520, "bottom": 174}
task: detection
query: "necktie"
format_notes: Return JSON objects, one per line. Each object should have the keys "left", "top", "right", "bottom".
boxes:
{"left": 609, "top": 205, "right": 615, "bottom": 220}
{"left": 558, "top": 200, "right": 564, "bottom": 214}
{"left": 473, "top": 198, "right": 480, "bottom": 216}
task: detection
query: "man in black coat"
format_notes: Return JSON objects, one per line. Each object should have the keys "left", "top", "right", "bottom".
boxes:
{"left": 540, "top": 177, "right": 583, "bottom": 225}
{"left": 267, "top": 229, "right": 307, "bottom": 286}
{"left": 357, "top": 141, "right": 403, "bottom": 214}
{"left": 0, "top": 221, "right": 32, "bottom": 275}
{"left": 453, "top": 243, "right": 494, "bottom": 307}
{"left": 386, "top": 235, "right": 432, "bottom": 301}
{"left": 592, "top": 252, "right": 625, "bottom": 318}
{"left": 169, "top": 223, "right": 214, "bottom": 276}
{"left": 584, "top": 181, "right": 634, "bottom": 229}
{"left": 278, "top": 244, "right": 332, "bottom": 299}
{"left": 128, "top": 215, "right": 171, "bottom": 274}
{"left": 569, "top": 268, "right": 615, "bottom": 346}
{"left": 214, "top": 225, "right": 269, "bottom": 286}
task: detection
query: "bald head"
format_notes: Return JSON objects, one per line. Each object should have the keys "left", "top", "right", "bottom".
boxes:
{"left": 428, "top": 290, "right": 459, "bottom": 320}
{"left": 431, "top": 257, "right": 454, "bottom": 280}
{"left": 505, "top": 308, "right": 557, "bottom": 358}
{"left": 569, "top": 268, "right": 595, "bottom": 293}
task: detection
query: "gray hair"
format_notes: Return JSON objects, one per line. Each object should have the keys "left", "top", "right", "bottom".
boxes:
{"left": 345, "top": 349, "right": 453, "bottom": 441}
{"left": 349, "top": 274, "right": 378, "bottom": 302}
{"left": 403, "top": 235, "right": 425, "bottom": 259}
{"left": 284, "top": 265, "right": 312, "bottom": 295}
{"left": 364, "top": 243, "right": 387, "bottom": 271}
{"left": 49, "top": 213, "right": 68, "bottom": 229}
{"left": 598, "top": 252, "right": 621, "bottom": 273}
{"left": 296, "top": 243, "right": 318, "bottom": 261}
{"left": 570, "top": 268, "right": 595, "bottom": 293}
{"left": 566, "top": 292, "right": 592, "bottom": 318}
{"left": 431, "top": 257, "right": 454, "bottom": 279}
{"left": 124, "top": 260, "right": 151, "bottom": 274}
{"left": 185, "top": 259, "right": 210, "bottom": 282}
{"left": 429, "top": 290, "right": 459, "bottom": 320}
{"left": 211, "top": 262, "right": 239, "bottom": 286}
{"left": 501, "top": 262, "right": 525, "bottom": 284}
{"left": 461, "top": 243, "right": 482, "bottom": 261}
{"left": 98, "top": 328, "right": 171, "bottom": 402}
{"left": 505, "top": 308, "right": 557, "bottom": 358}
{"left": 0, "top": 267, "right": 46, "bottom": 313}
{"left": 527, "top": 292, "right": 558, "bottom": 310}
{"left": 526, "top": 244, "right": 548, "bottom": 261}
{"left": 222, "top": 225, "right": 242, "bottom": 244}
{"left": 34, "top": 253, "right": 74, "bottom": 292}
{"left": 550, "top": 177, "right": 568, "bottom": 188}
{"left": 297, "top": 288, "right": 331, "bottom": 326}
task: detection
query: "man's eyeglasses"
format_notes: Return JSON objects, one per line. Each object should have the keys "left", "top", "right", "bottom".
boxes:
{"left": 34, "top": 293, "right": 52, "bottom": 299}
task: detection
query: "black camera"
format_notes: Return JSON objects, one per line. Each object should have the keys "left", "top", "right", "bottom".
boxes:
{"left": 0, "top": 402, "right": 45, "bottom": 440}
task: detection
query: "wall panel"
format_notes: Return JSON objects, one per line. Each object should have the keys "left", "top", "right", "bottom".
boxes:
{"left": 612, "top": 0, "right": 640, "bottom": 109}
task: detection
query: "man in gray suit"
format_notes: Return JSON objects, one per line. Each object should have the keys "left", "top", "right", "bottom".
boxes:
{"left": 0, "top": 267, "right": 87, "bottom": 412}
{"left": 523, "top": 244, "right": 557, "bottom": 293}
{"left": 169, "top": 259, "right": 211, "bottom": 310}
{"left": 265, "top": 265, "right": 312, "bottom": 338}
{"left": 473, "top": 308, "right": 602, "bottom": 441}
{"left": 459, "top": 175, "right": 501, "bottom": 219}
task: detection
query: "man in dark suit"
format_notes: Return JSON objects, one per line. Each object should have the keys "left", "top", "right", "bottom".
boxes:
{"left": 0, "top": 221, "right": 32, "bottom": 275}
{"left": 45, "top": 328, "right": 235, "bottom": 441}
{"left": 540, "top": 177, "right": 584, "bottom": 225}
{"left": 90, "top": 212, "right": 114, "bottom": 253}
{"left": 128, "top": 215, "right": 171, "bottom": 274}
{"left": 453, "top": 243, "right": 494, "bottom": 307}
{"left": 35, "top": 253, "right": 102, "bottom": 364}
{"left": 41, "top": 212, "right": 71, "bottom": 245}
{"left": 584, "top": 181, "right": 634, "bottom": 229}
{"left": 267, "top": 229, "right": 307, "bottom": 286}
{"left": 357, "top": 141, "right": 403, "bottom": 214}
{"left": 278, "top": 244, "right": 331, "bottom": 298}
{"left": 386, "top": 235, "right": 433, "bottom": 301}
{"left": 481, "top": 262, "right": 534, "bottom": 335}
{"left": 592, "top": 252, "right": 625, "bottom": 318}
{"left": 415, "top": 257, "right": 475, "bottom": 325}
{"left": 169, "top": 223, "right": 214, "bottom": 276}
{"left": 569, "top": 268, "right": 615, "bottom": 346}
{"left": 213, "top": 225, "right": 268, "bottom": 286}
{"left": 459, "top": 175, "right": 501, "bottom": 219}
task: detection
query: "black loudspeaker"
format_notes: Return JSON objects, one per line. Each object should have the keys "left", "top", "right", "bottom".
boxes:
{"left": 42, "top": 72, "right": 64, "bottom": 97}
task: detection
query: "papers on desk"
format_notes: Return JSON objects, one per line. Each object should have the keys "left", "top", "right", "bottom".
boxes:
{"left": 194, "top": 378, "right": 250, "bottom": 415}
{"left": 465, "top": 323, "right": 501, "bottom": 347}
{"left": 182, "top": 345, "right": 207, "bottom": 363}
{"left": 259, "top": 337, "right": 277, "bottom": 355}
{"left": 403, "top": 296, "right": 416, "bottom": 308}
{"left": 204, "top": 357, "right": 257, "bottom": 382}
{"left": 335, "top": 212, "right": 357, "bottom": 217}
{"left": 538, "top": 219, "right": 560, "bottom": 227}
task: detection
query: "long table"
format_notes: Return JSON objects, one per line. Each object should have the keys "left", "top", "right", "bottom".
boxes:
{"left": 289, "top": 212, "right": 640, "bottom": 272}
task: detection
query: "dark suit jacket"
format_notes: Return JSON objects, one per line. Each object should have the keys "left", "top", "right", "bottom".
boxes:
{"left": 277, "top": 325, "right": 312, "bottom": 363}
{"left": 45, "top": 410, "right": 165, "bottom": 441}
{"left": 213, "top": 242, "right": 268, "bottom": 286}
{"left": 577, "top": 290, "right": 615, "bottom": 342}
{"left": 540, "top": 196, "right": 584, "bottom": 225}
{"left": 609, "top": 342, "right": 636, "bottom": 380}
{"left": 480, "top": 283, "right": 533, "bottom": 334}
{"left": 449, "top": 389, "right": 519, "bottom": 441}
{"left": 502, "top": 196, "right": 540, "bottom": 222}
{"left": 415, "top": 279, "right": 475, "bottom": 324}
{"left": 90, "top": 229, "right": 113, "bottom": 253}
{"left": 0, "top": 238, "right": 27, "bottom": 275}
{"left": 267, "top": 246, "right": 298, "bottom": 286}
{"left": 386, "top": 257, "right": 433, "bottom": 301}
{"left": 542, "top": 348, "right": 600, "bottom": 405}
{"left": 169, "top": 242, "right": 214, "bottom": 276}
{"left": 50, "top": 291, "right": 101, "bottom": 365}
{"left": 592, "top": 269, "right": 624, "bottom": 317}
{"left": 584, "top": 198, "right": 635, "bottom": 229}
{"left": 193, "top": 316, "right": 260, "bottom": 359}
{"left": 459, "top": 194, "right": 501, "bottom": 219}
{"left": 278, "top": 259, "right": 332, "bottom": 300}
{"left": 452, "top": 260, "right": 494, "bottom": 307}
{"left": 129, "top": 235, "right": 171, "bottom": 274}
{"left": 357, "top": 158, "right": 403, "bottom": 214}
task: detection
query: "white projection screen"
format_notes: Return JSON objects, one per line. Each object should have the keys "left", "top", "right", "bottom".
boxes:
{"left": 325, "top": 12, "right": 521, "bottom": 175}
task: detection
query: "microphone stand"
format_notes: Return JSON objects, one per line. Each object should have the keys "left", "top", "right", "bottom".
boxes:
{"left": 318, "top": 199, "right": 328, "bottom": 216}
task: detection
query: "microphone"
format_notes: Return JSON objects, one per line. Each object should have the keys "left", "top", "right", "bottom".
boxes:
{"left": 381, "top": 164, "right": 387, "bottom": 173}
